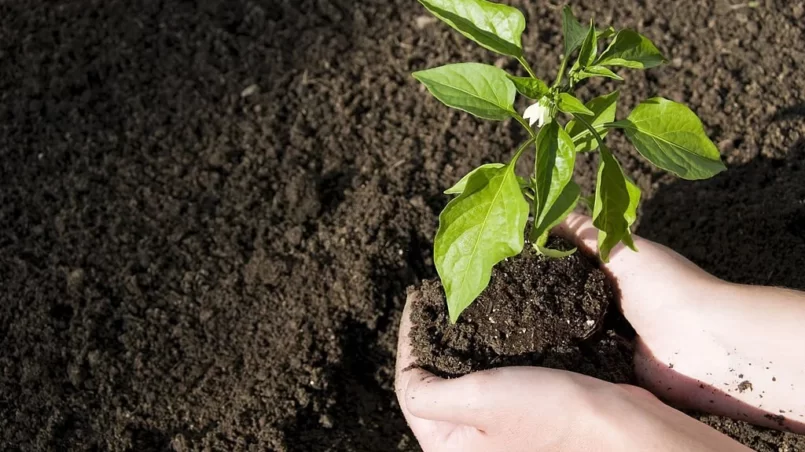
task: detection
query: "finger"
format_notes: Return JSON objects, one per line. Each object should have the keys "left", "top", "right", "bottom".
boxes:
{"left": 394, "top": 290, "right": 421, "bottom": 395}
{"left": 395, "top": 292, "right": 493, "bottom": 429}
{"left": 554, "top": 212, "right": 599, "bottom": 255}
{"left": 404, "top": 370, "right": 496, "bottom": 429}
{"left": 407, "top": 367, "right": 583, "bottom": 429}
{"left": 394, "top": 292, "right": 440, "bottom": 432}
{"left": 554, "top": 212, "right": 650, "bottom": 277}
{"left": 395, "top": 292, "right": 466, "bottom": 439}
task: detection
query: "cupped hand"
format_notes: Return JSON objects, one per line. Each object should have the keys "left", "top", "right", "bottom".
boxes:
{"left": 395, "top": 292, "right": 749, "bottom": 452}
{"left": 557, "top": 213, "right": 805, "bottom": 433}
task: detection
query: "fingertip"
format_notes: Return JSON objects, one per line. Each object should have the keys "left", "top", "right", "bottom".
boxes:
{"left": 395, "top": 291, "right": 419, "bottom": 393}
{"left": 404, "top": 371, "right": 489, "bottom": 428}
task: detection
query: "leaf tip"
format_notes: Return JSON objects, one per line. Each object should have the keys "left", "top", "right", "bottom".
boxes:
{"left": 447, "top": 306, "right": 461, "bottom": 324}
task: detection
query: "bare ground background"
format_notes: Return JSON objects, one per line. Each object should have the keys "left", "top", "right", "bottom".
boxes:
{"left": 1, "top": 0, "right": 804, "bottom": 450}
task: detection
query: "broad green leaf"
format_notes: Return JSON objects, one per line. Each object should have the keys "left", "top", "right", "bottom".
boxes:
{"left": 413, "top": 63, "right": 516, "bottom": 120}
{"left": 532, "top": 180, "right": 580, "bottom": 255}
{"left": 435, "top": 163, "right": 529, "bottom": 322}
{"left": 607, "top": 97, "right": 726, "bottom": 180}
{"left": 556, "top": 93, "right": 593, "bottom": 116}
{"left": 593, "top": 147, "right": 641, "bottom": 262}
{"left": 447, "top": 164, "right": 529, "bottom": 195}
{"left": 531, "top": 122, "right": 576, "bottom": 244}
{"left": 444, "top": 163, "right": 504, "bottom": 194}
{"left": 508, "top": 75, "right": 549, "bottom": 100}
{"left": 622, "top": 175, "right": 640, "bottom": 250}
{"left": 561, "top": 6, "right": 587, "bottom": 58}
{"left": 577, "top": 20, "right": 598, "bottom": 68}
{"left": 576, "top": 65, "right": 623, "bottom": 81}
{"left": 566, "top": 91, "right": 619, "bottom": 152}
{"left": 596, "top": 26, "right": 616, "bottom": 40}
{"left": 418, "top": 0, "right": 526, "bottom": 57}
{"left": 596, "top": 29, "right": 666, "bottom": 69}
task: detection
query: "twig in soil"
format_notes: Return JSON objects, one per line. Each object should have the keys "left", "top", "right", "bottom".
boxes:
{"left": 728, "top": 1, "right": 760, "bottom": 10}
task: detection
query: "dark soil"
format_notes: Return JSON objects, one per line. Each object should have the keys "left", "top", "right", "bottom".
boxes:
{"left": 410, "top": 237, "right": 634, "bottom": 384}
{"left": 1, "top": 0, "right": 804, "bottom": 451}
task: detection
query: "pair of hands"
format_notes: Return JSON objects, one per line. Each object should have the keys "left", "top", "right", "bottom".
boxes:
{"left": 395, "top": 213, "right": 805, "bottom": 451}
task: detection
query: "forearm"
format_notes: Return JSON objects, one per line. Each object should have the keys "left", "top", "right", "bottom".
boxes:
{"left": 707, "top": 284, "right": 805, "bottom": 362}
{"left": 642, "top": 282, "right": 805, "bottom": 433}
{"left": 602, "top": 386, "right": 752, "bottom": 452}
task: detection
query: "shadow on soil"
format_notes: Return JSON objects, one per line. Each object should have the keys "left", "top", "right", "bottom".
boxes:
{"left": 279, "top": 317, "right": 413, "bottom": 452}
{"left": 638, "top": 139, "right": 805, "bottom": 289}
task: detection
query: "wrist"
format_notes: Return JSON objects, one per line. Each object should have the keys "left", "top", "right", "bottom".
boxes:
{"left": 596, "top": 386, "right": 748, "bottom": 452}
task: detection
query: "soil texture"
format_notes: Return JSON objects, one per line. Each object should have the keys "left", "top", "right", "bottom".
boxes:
{"left": 1, "top": 0, "right": 805, "bottom": 451}
{"left": 410, "top": 237, "right": 634, "bottom": 383}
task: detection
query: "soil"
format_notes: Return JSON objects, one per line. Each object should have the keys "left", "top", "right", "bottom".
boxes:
{"left": 1, "top": 0, "right": 804, "bottom": 451}
{"left": 410, "top": 237, "right": 634, "bottom": 384}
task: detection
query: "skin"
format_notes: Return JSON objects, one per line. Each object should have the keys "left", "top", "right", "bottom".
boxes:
{"left": 394, "top": 213, "right": 805, "bottom": 451}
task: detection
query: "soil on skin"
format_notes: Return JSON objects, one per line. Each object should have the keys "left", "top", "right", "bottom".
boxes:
{"left": 1, "top": 0, "right": 805, "bottom": 451}
{"left": 410, "top": 237, "right": 634, "bottom": 384}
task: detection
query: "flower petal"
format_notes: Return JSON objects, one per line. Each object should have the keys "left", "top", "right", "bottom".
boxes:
{"left": 523, "top": 103, "right": 544, "bottom": 126}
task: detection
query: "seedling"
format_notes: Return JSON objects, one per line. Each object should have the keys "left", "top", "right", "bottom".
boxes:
{"left": 413, "top": 0, "right": 726, "bottom": 323}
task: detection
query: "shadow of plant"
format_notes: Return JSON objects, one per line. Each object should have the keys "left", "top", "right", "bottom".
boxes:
{"left": 280, "top": 317, "right": 416, "bottom": 452}
{"left": 638, "top": 140, "right": 805, "bottom": 289}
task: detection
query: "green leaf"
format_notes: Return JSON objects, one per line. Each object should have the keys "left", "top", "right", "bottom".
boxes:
{"left": 532, "top": 181, "right": 580, "bottom": 255}
{"left": 576, "top": 65, "right": 623, "bottom": 81}
{"left": 596, "top": 26, "right": 616, "bottom": 40}
{"left": 508, "top": 75, "right": 549, "bottom": 100}
{"left": 596, "top": 29, "right": 666, "bottom": 69}
{"left": 530, "top": 122, "right": 577, "bottom": 246}
{"left": 561, "top": 6, "right": 587, "bottom": 58}
{"left": 607, "top": 97, "right": 726, "bottom": 180}
{"left": 535, "top": 243, "right": 577, "bottom": 258}
{"left": 592, "top": 147, "right": 641, "bottom": 262}
{"left": 556, "top": 93, "right": 593, "bottom": 116}
{"left": 577, "top": 20, "right": 598, "bottom": 68}
{"left": 418, "top": 0, "right": 526, "bottom": 58}
{"left": 413, "top": 63, "right": 516, "bottom": 120}
{"left": 444, "top": 163, "right": 505, "bottom": 194}
{"left": 435, "top": 164, "right": 529, "bottom": 322}
{"left": 566, "top": 91, "right": 619, "bottom": 152}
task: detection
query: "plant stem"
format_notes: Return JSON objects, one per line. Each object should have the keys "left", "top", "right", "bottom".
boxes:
{"left": 571, "top": 113, "right": 606, "bottom": 149}
{"left": 517, "top": 56, "right": 538, "bottom": 79}
{"left": 552, "top": 54, "right": 571, "bottom": 88}
{"left": 513, "top": 113, "right": 536, "bottom": 138}
{"left": 510, "top": 136, "right": 537, "bottom": 164}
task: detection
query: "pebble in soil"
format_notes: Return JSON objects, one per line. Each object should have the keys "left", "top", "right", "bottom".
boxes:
{"left": 409, "top": 237, "right": 634, "bottom": 383}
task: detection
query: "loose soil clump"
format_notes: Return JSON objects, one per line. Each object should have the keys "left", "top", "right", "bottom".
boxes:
{"left": 411, "top": 237, "right": 633, "bottom": 384}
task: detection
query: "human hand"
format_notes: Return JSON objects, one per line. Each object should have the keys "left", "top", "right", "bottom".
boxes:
{"left": 395, "top": 292, "right": 749, "bottom": 452}
{"left": 558, "top": 213, "right": 805, "bottom": 433}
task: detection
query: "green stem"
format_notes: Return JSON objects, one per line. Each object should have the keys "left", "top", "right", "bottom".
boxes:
{"left": 571, "top": 113, "right": 606, "bottom": 149}
{"left": 517, "top": 56, "right": 538, "bottom": 79}
{"left": 513, "top": 113, "right": 536, "bottom": 138}
{"left": 552, "top": 54, "right": 571, "bottom": 88}
{"left": 510, "top": 136, "right": 537, "bottom": 165}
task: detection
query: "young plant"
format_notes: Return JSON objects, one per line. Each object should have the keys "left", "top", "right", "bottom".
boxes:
{"left": 414, "top": 0, "right": 726, "bottom": 323}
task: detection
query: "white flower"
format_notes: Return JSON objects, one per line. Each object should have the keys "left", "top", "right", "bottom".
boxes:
{"left": 523, "top": 99, "right": 552, "bottom": 128}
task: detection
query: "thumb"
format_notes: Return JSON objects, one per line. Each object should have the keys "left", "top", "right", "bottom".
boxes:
{"left": 395, "top": 291, "right": 492, "bottom": 430}
{"left": 554, "top": 212, "right": 600, "bottom": 257}
{"left": 554, "top": 212, "right": 651, "bottom": 277}
{"left": 404, "top": 370, "right": 500, "bottom": 429}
